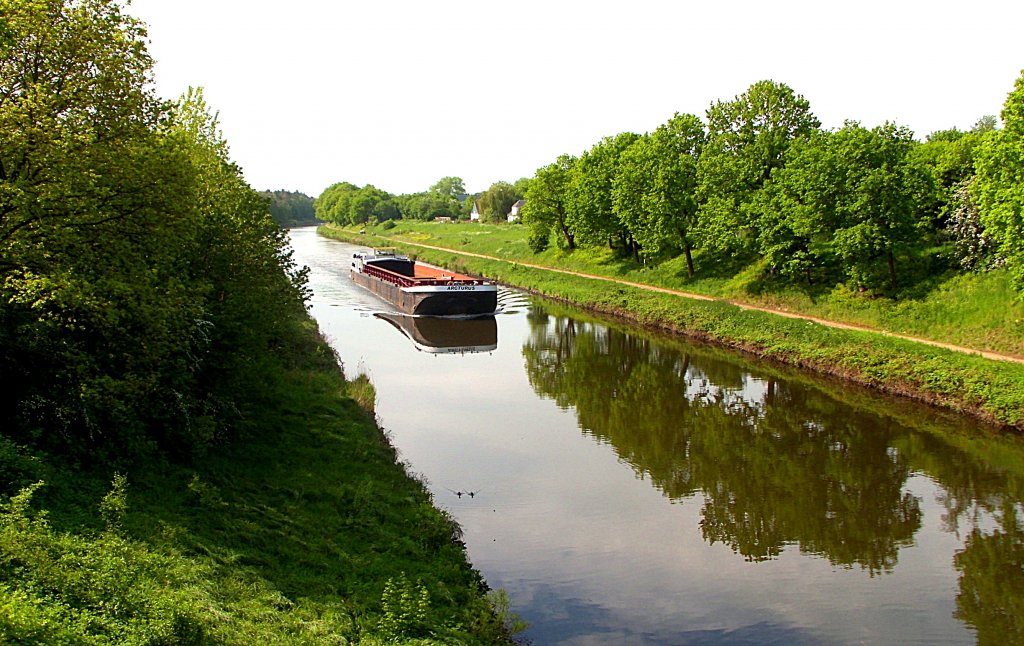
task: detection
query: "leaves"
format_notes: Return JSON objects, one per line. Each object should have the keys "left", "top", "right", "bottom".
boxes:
{"left": 1, "top": 2, "right": 308, "bottom": 460}
{"left": 975, "top": 70, "right": 1024, "bottom": 293}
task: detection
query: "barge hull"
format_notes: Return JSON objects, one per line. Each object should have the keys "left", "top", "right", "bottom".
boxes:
{"left": 351, "top": 270, "right": 497, "bottom": 316}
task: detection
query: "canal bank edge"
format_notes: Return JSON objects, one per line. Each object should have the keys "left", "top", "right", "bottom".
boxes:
{"left": 319, "top": 225, "right": 1024, "bottom": 432}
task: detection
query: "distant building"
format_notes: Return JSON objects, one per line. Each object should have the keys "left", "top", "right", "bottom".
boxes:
{"left": 434, "top": 216, "right": 453, "bottom": 223}
{"left": 470, "top": 200, "right": 482, "bottom": 222}
{"left": 507, "top": 199, "right": 525, "bottom": 222}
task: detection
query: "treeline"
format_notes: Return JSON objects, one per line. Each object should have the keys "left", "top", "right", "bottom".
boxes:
{"left": 0, "top": 0, "right": 308, "bottom": 465}
{"left": 522, "top": 77, "right": 1024, "bottom": 297}
{"left": 315, "top": 175, "right": 531, "bottom": 225}
{"left": 261, "top": 189, "right": 317, "bottom": 227}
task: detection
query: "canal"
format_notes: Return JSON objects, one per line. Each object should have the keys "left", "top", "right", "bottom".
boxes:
{"left": 289, "top": 226, "right": 1024, "bottom": 645}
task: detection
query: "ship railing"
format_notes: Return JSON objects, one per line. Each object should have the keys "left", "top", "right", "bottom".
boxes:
{"left": 362, "top": 264, "right": 487, "bottom": 287}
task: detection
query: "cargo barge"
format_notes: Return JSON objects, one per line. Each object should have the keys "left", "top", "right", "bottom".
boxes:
{"left": 350, "top": 248, "right": 498, "bottom": 316}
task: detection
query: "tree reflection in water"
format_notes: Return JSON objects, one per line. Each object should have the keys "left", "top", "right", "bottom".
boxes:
{"left": 954, "top": 500, "right": 1024, "bottom": 645}
{"left": 522, "top": 304, "right": 1024, "bottom": 629}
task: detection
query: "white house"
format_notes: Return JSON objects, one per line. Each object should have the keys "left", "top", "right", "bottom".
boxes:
{"left": 507, "top": 199, "right": 525, "bottom": 223}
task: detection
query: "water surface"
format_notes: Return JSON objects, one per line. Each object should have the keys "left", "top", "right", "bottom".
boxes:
{"left": 290, "top": 227, "right": 1024, "bottom": 645}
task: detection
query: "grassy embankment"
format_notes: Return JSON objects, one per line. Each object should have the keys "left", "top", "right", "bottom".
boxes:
{"left": 322, "top": 221, "right": 1024, "bottom": 431}
{"left": 1, "top": 315, "right": 517, "bottom": 645}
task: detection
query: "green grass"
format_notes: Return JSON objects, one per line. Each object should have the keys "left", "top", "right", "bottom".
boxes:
{"left": 0, "top": 317, "right": 518, "bottom": 645}
{"left": 330, "top": 222, "right": 1024, "bottom": 430}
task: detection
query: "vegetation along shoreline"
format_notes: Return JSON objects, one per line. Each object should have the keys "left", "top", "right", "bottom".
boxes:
{"left": 0, "top": 2, "right": 516, "bottom": 642}
{"left": 320, "top": 224, "right": 1024, "bottom": 432}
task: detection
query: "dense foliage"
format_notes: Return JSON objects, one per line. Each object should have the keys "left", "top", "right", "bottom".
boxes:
{"left": 314, "top": 176, "right": 531, "bottom": 225}
{"left": 0, "top": 0, "right": 307, "bottom": 463}
{"left": 520, "top": 76, "right": 1024, "bottom": 299}
{"left": 261, "top": 189, "right": 317, "bottom": 227}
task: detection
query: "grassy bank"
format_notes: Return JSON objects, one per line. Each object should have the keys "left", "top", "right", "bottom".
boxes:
{"left": 323, "top": 223, "right": 1024, "bottom": 431}
{"left": 334, "top": 220, "right": 1024, "bottom": 358}
{"left": 1, "top": 316, "right": 517, "bottom": 644}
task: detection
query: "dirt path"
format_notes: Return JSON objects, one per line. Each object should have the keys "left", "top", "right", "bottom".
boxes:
{"left": 405, "top": 240, "right": 1024, "bottom": 365}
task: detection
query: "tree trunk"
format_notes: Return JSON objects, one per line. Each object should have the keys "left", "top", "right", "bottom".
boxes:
{"left": 559, "top": 223, "right": 575, "bottom": 250}
{"left": 684, "top": 240, "right": 694, "bottom": 278}
{"left": 887, "top": 250, "right": 897, "bottom": 291}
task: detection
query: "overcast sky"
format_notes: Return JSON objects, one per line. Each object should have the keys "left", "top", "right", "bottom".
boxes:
{"left": 127, "top": 0, "right": 1023, "bottom": 197}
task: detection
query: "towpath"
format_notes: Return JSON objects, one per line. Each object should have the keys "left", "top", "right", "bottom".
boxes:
{"left": 400, "top": 240, "right": 1024, "bottom": 365}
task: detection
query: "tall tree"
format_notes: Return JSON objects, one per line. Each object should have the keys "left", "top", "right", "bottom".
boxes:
{"left": 614, "top": 113, "right": 705, "bottom": 274}
{"left": 349, "top": 185, "right": 396, "bottom": 224}
{"left": 522, "top": 156, "right": 576, "bottom": 252}
{"left": 262, "top": 190, "right": 316, "bottom": 227}
{"left": 426, "top": 176, "right": 465, "bottom": 218}
{"left": 0, "top": 0, "right": 159, "bottom": 272}
{"left": 314, "top": 182, "right": 359, "bottom": 223}
{"left": 753, "top": 121, "right": 931, "bottom": 291}
{"left": 429, "top": 176, "right": 466, "bottom": 198}
{"left": 567, "top": 132, "right": 641, "bottom": 253}
{"left": 975, "top": 70, "right": 1024, "bottom": 295}
{"left": 698, "top": 80, "right": 820, "bottom": 256}
{"left": 0, "top": 0, "right": 307, "bottom": 460}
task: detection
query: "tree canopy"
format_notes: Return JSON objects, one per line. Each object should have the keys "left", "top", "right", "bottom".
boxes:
{"left": 0, "top": 0, "right": 308, "bottom": 461}
{"left": 975, "top": 70, "right": 1024, "bottom": 291}
{"left": 262, "top": 190, "right": 316, "bottom": 227}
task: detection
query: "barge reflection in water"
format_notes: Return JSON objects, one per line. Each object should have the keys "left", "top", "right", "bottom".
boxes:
{"left": 375, "top": 313, "right": 497, "bottom": 355}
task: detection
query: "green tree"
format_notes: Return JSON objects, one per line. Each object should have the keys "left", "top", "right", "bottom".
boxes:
{"left": 0, "top": 0, "right": 307, "bottom": 460}
{"left": 522, "top": 156, "right": 576, "bottom": 252}
{"left": 698, "top": 80, "right": 820, "bottom": 256}
{"left": 827, "top": 122, "right": 929, "bottom": 291}
{"left": 567, "top": 132, "right": 641, "bottom": 254}
{"left": 425, "top": 176, "right": 465, "bottom": 219}
{"left": 314, "top": 181, "right": 359, "bottom": 223}
{"left": 748, "top": 131, "right": 834, "bottom": 283}
{"left": 912, "top": 126, "right": 988, "bottom": 232}
{"left": 975, "top": 70, "right": 1024, "bottom": 294}
{"left": 262, "top": 190, "right": 316, "bottom": 227}
{"left": 614, "top": 113, "right": 705, "bottom": 274}
{"left": 753, "top": 122, "right": 928, "bottom": 291}
{"left": 349, "top": 185, "right": 397, "bottom": 224}
{"left": 0, "top": 0, "right": 159, "bottom": 269}
{"left": 477, "top": 181, "right": 519, "bottom": 223}
{"left": 162, "top": 88, "right": 309, "bottom": 450}
{"left": 429, "top": 176, "right": 465, "bottom": 199}
{"left": 512, "top": 177, "right": 532, "bottom": 201}
{"left": 0, "top": 0, "right": 199, "bottom": 457}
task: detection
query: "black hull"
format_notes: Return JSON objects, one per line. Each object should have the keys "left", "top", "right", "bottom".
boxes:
{"left": 410, "top": 290, "right": 498, "bottom": 316}
{"left": 351, "top": 270, "right": 497, "bottom": 316}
